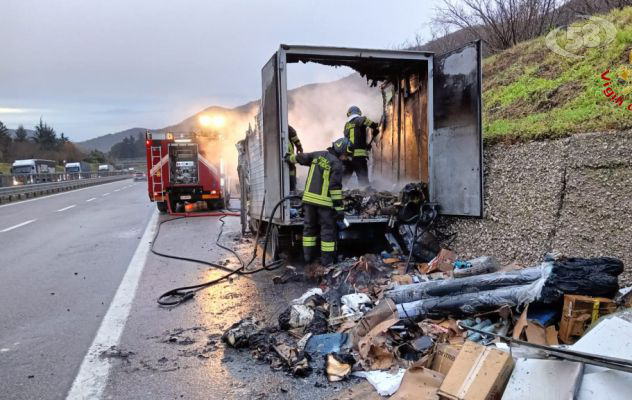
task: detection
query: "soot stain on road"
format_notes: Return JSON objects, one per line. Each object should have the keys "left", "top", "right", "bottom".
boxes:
{"left": 103, "top": 216, "right": 360, "bottom": 399}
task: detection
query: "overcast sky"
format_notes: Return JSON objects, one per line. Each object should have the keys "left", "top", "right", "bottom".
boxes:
{"left": 0, "top": 0, "right": 440, "bottom": 141}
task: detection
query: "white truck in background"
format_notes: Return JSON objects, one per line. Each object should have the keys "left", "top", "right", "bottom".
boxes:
{"left": 10, "top": 159, "right": 57, "bottom": 185}
{"left": 65, "top": 161, "right": 92, "bottom": 179}
{"left": 98, "top": 164, "right": 114, "bottom": 176}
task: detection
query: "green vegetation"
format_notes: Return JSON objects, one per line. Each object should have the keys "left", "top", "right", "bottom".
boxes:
{"left": 483, "top": 6, "right": 632, "bottom": 143}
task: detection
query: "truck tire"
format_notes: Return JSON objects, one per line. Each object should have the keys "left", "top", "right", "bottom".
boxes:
{"left": 265, "top": 225, "right": 280, "bottom": 262}
{"left": 156, "top": 201, "right": 168, "bottom": 213}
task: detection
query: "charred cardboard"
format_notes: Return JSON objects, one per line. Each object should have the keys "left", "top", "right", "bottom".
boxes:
{"left": 391, "top": 367, "right": 444, "bottom": 400}
{"left": 427, "top": 249, "right": 457, "bottom": 273}
{"left": 438, "top": 341, "right": 514, "bottom": 400}
{"left": 431, "top": 344, "right": 461, "bottom": 376}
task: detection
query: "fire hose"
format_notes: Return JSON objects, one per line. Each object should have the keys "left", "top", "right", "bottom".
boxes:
{"left": 156, "top": 195, "right": 299, "bottom": 307}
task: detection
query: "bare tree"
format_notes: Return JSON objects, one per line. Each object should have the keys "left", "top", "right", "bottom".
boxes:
{"left": 568, "top": 0, "right": 632, "bottom": 15}
{"left": 434, "top": 0, "right": 566, "bottom": 52}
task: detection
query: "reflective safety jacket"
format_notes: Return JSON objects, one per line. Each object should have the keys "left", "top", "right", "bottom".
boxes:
{"left": 288, "top": 125, "right": 302, "bottom": 155}
{"left": 288, "top": 150, "right": 344, "bottom": 211}
{"left": 344, "top": 116, "right": 379, "bottom": 157}
{"left": 287, "top": 125, "right": 303, "bottom": 177}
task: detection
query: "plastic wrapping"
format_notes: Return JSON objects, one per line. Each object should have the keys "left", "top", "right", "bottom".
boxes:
{"left": 397, "top": 280, "right": 549, "bottom": 319}
{"left": 453, "top": 256, "right": 500, "bottom": 278}
{"left": 386, "top": 264, "right": 549, "bottom": 304}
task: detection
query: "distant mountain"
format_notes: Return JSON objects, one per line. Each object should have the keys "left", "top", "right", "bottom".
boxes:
{"left": 76, "top": 127, "right": 148, "bottom": 153}
{"left": 77, "top": 72, "right": 378, "bottom": 154}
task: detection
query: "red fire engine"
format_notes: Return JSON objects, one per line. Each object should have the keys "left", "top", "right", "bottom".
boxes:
{"left": 144, "top": 130, "right": 229, "bottom": 213}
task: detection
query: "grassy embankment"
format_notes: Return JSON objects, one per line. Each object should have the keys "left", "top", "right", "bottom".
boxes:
{"left": 483, "top": 6, "right": 632, "bottom": 143}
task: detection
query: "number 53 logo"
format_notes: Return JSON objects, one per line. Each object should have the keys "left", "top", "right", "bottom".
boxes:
{"left": 545, "top": 16, "right": 617, "bottom": 59}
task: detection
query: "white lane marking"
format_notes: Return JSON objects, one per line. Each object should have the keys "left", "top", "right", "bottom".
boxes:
{"left": 66, "top": 210, "right": 157, "bottom": 400}
{"left": 114, "top": 189, "right": 120, "bottom": 192}
{"left": 1, "top": 219, "right": 36, "bottom": 232}
{"left": 57, "top": 205, "right": 76, "bottom": 212}
{"left": 102, "top": 193, "right": 110, "bottom": 197}
{"left": 86, "top": 197, "right": 96, "bottom": 202}
{"left": 0, "top": 180, "right": 129, "bottom": 209}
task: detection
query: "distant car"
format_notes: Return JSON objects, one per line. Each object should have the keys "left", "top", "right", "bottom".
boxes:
{"left": 133, "top": 172, "right": 146, "bottom": 181}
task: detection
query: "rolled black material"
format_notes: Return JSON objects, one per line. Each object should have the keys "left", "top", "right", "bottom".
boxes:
{"left": 395, "top": 257, "right": 624, "bottom": 320}
{"left": 386, "top": 266, "right": 545, "bottom": 304}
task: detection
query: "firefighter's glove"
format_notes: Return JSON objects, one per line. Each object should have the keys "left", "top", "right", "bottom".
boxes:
{"left": 296, "top": 144, "right": 304, "bottom": 154}
{"left": 283, "top": 153, "right": 293, "bottom": 164}
{"left": 335, "top": 211, "right": 345, "bottom": 221}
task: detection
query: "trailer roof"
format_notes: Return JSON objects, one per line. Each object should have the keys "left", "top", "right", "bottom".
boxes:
{"left": 280, "top": 44, "right": 433, "bottom": 82}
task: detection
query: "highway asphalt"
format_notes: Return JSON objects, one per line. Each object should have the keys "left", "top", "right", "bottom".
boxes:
{"left": 1, "top": 181, "right": 354, "bottom": 399}
{"left": 0, "top": 179, "right": 154, "bottom": 400}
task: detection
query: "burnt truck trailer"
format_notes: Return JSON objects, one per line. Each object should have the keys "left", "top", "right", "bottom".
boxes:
{"left": 238, "top": 43, "right": 483, "bottom": 257}
{"left": 145, "top": 131, "right": 229, "bottom": 213}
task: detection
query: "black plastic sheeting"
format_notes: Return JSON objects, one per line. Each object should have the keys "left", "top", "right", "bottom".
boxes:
{"left": 395, "top": 257, "right": 624, "bottom": 320}
{"left": 541, "top": 257, "right": 623, "bottom": 301}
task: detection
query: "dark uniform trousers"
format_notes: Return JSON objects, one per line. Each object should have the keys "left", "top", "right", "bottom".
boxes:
{"left": 343, "top": 157, "right": 369, "bottom": 186}
{"left": 302, "top": 204, "right": 337, "bottom": 266}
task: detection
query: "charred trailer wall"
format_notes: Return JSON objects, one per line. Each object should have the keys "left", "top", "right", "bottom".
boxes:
{"left": 373, "top": 69, "right": 429, "bottom": 186}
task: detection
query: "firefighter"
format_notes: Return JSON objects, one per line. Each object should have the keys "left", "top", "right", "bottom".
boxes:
{"left": 285, "top": 138, "right": 350, "bottom": 266}
{"left": 287, "top": 125, "right": 303, "bottom": 192}
{"left": 343, "top": 105, "right": 379, "bottom": 186}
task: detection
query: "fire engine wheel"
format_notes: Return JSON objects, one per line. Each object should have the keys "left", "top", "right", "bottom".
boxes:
{"left": 156, "top": 201, "right": 168, "bottom": 213}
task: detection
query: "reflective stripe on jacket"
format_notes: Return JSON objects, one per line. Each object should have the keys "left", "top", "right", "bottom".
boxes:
{"left": 288, "top": 125, "right": 302, "bottom": 155}
{"left": 344, "top": 116, "right": 378, "bottom": 157}
{"left": 289, "top": 150, "right": 343, "bottom": 210}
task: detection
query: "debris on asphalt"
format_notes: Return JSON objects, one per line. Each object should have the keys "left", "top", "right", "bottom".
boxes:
{"left": 352, "top": 368, "right": 406, "bottom": 396}
{"left": 99, "top": 346, "right": 135, "bottom": 361}
{"left": 326, "top": 353, "right": 355, "bottom": 382}
{"left": 222, "top": 249, "right": 632, "bottom": 397}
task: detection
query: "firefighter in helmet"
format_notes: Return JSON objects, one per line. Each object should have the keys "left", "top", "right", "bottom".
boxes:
{"left": 285, "top": 138, "right": 350, "bottom": 265}
{"left": 287, "top": 125, "right": 303, "bottom": 192}
{"left": 343, "top": 105, "right": 379, "bottom": 186}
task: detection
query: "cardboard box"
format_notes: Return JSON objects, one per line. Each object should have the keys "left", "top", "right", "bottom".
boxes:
{"left": 391, "top": 367, "right": 444, "bottom": 400}
{"left": 427, "top": 249, "right": 457, "bottom": 273}
{"left": 559, "top": 294, "right": 617, "bottom": 344}
{"left": 432, "top": 344, "right": 461, "bottom": 376}
{"left": 438, "top": 341, "right": 514, "bottom": 400}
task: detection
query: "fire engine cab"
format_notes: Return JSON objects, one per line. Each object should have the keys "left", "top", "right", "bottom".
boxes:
{"left": 145, "top": 130, "right": 229, "bottom": 213}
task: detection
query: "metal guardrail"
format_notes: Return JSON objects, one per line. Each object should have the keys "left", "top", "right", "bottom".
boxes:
{"left": 0, "top": 174, "right": 133, "bottom": 204}
{"left": 0, "top": 171, "right": 130, "bottom": 188}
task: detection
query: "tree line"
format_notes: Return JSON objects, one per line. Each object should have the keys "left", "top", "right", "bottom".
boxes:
{"left": 408, "top": 0, "right": 631, "bottom": 54}
{"left": 0, "top": 118, "right": 107, "bottom": 166}
{"left": 108, "top": 133, "right": 146, "bottom": 159}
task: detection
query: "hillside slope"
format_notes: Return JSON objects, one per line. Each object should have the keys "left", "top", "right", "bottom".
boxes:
{"left": 79, "top": 73, "right": 378, "bottom": 153}
{"left": 77, "top": 127, "right": 148, "bottom": 153}
{"left": 483, "top": 6, "right": 632, "bottom": 142}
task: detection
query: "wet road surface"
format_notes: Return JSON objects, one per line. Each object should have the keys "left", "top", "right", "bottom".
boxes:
{"left": 0, "top": 179, "right": 154, "bottom": 400}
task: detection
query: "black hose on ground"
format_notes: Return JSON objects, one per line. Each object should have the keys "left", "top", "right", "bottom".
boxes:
{"left": 156, "top": 195, "right": 298, "bottom": 307}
